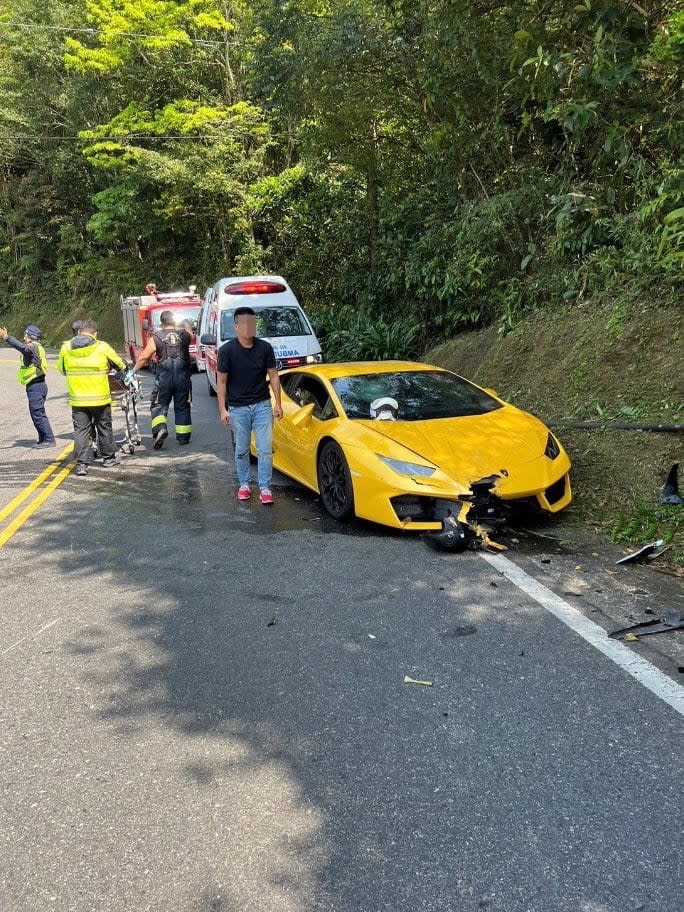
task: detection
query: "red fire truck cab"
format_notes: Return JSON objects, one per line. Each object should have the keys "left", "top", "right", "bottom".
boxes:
{"left": 120, "top": 285, "right": 202, "bottom": 367}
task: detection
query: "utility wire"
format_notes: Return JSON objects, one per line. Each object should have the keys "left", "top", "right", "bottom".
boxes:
{"left": 0, "top": 21, "right": 234, "bottom": 47}
{"left": 0, "top": 134, "right": 255, "bottom": 141}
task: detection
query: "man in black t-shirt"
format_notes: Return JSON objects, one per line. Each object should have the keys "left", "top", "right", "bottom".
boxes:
{"left": 216, "top": 306, "right": 283, "bottom": 504}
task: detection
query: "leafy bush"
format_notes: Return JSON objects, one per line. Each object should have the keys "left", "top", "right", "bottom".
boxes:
{"left": 319, "top": 307, "right": 423, "bottom": 362}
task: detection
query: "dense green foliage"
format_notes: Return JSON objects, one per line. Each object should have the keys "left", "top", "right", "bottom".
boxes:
{"left": 0, "top": 0, "right": 682, "bottom": 355}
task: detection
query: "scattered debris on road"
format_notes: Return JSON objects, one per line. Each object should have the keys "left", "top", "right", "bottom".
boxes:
{"left": 660, "top": 463, "right": 683, "bottom": 505}
{"left": 609, "top": 613, "right": 684, "bottom": 639}
{"left": 404, "top": 676, "right": 434, "bottom": 687}
{"left": 616, "top": 539, "right": 669, "bottom": 565}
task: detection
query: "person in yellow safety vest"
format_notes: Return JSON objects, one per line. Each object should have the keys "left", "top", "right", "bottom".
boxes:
{"left": 57, "top": 319, "right": 127, "bottom": 477}
{"left": 0, "top": 324, "right": 57, "bottom": 449}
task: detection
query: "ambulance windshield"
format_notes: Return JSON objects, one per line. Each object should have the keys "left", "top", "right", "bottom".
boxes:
{"left": 220, "top": 306, "right": 310, "bottom": 340}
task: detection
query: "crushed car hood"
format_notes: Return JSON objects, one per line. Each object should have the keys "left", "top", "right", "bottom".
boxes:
{"left": 357, "top": 407, "right": 547, "bottom": 479}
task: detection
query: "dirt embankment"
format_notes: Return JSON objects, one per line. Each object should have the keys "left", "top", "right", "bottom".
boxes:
{"left": 0, "top": 300, "right": 123, "bottom": 350}
{"left": 424, "top": 301, "right": 684, "bottom": 565}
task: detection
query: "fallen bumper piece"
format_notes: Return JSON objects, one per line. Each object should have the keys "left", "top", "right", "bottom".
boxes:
{"left": 609, "top": 613, "right": 684, "bottom": 639}
{"left": 660, "top": 463, "right": 683, "bottom": 505}
{"left": 616, "top": 539, "right": 668, "bottom": 565}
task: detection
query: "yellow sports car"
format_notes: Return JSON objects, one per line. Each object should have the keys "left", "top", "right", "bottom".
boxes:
{"left": 271, "top": 361, "right": 571, "bottom": 548}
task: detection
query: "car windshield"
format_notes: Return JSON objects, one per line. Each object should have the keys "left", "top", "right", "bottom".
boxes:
{"left": 151, "top": 307, "right": 200, "bottom": 331}
{"left": 220, "top": 307, "right": 309, "bottom": 340}
{"left": 331, "top": 370, "right": 503, "bottom": 420}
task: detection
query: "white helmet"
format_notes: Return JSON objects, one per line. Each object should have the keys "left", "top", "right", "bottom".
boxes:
{"left": 370, "top": 396, "right": 399, "bottom": 421}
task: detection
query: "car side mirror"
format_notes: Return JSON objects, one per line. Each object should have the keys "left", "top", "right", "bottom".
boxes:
{"left": 200, "top": 333, "right": 215, "bottom": 346}
{"left": 313, "top": 324, "right": 327, "bottom": 339}
{"left": 142, "top": 318, "right": 150, "bottom": 331}
{"left": 291, "top": 402, "right": 315, "bottom": 427}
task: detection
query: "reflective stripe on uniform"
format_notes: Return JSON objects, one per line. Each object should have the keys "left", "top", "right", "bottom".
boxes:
{"left": 63, "top": 369, "right": 109, "bottom": 376}
{"left": 151, "top": 415, "right": 167, "bottom": 428}
{"left": 68, "top": 394, "right": 111, "bottom": 403}
{"left": 175, "top": 425, "right": 192, "bottom": 434}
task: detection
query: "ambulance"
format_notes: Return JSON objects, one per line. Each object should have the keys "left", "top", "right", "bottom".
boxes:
{"left": 199, "top": 276, "right": 324, "bottom": 395}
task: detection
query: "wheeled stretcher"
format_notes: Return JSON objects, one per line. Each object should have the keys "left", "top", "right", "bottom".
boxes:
{"left": 108, "top": 369, "right": 143, "bottom": 455}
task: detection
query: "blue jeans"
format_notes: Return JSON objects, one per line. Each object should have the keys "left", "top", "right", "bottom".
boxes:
{"left": 230, "top": 399, "right": 273, "bottom": 489}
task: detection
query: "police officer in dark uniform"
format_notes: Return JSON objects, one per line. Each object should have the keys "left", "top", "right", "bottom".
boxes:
{"left": 0, "top": 324, "right": 57, "bottom": 448}
{"left": 133, "top": 310, "right": 192, "bottom": 449}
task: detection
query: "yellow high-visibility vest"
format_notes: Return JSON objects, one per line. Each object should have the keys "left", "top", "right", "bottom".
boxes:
{"left": 17, "top": 342, "right": 48, "bottom": 386}
{"left": 57, "top": 337, "right": 126, "bottom": 407}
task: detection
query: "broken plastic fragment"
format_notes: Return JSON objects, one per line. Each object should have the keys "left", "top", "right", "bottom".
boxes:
{"left": 660, "top": 463, "right": 683, "bottom": 505}
{"left": 609, "top": 613, "right": 684, "bottom": 639}
{"left": 472, "top": 524, "right": 507, "bottom": 551}
{"left": 616, "top": 539, "right": 665, "bottom": 565}
{"left": 403, "top": 676, "right": 433, "bottom": 686}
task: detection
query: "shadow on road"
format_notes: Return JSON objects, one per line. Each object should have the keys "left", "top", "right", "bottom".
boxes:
{"left": 11, "top": 451, "right": 683, "bottom": 912}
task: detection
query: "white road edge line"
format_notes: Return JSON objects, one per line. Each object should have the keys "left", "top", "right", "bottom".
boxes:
{"left": 479, "top": 552, "right": 684, "bottom": 718}
{"left": 2, "top": 618, "right": 61, "bottom": 656}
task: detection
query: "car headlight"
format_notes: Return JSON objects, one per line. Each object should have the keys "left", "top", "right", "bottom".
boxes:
{"left": 544, "top": 432, "right": 561, "bottom": 460}
{"left": 377, "top": 455, "right": 436, "bottom": 477}
{"left": 306, "top": 353, "right": 324, "bottom": 363}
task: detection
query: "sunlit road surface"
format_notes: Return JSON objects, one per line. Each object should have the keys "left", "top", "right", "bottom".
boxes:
{"left": 1, "top": 354, "right": 683, "bottom": 912}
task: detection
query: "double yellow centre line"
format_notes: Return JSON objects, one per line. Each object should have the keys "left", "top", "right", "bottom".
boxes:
{"left": 0, "top": 444, "right": 75, "bottom": 548}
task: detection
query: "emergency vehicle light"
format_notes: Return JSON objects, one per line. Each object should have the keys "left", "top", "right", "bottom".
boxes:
{"left": 225, "top": 281, "right": 286, "bottom": 295}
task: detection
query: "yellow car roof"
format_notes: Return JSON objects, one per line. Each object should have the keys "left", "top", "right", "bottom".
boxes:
{"left": 282, "top": 360, "right": 445, "bottom": 380}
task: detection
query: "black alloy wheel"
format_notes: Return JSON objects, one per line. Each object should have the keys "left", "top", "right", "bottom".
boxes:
{"left": 317, "top": 440, "right": 355, "bottom": 520}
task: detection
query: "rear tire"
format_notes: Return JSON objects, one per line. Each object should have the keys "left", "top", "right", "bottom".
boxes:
{"left": 317, "top": 441, "right": 355, "bottom": 520}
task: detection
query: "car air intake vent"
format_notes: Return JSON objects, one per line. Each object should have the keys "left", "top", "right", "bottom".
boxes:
{"left": 545, "top": 477, "right": 566, "bottom": 505}
{"left": 391, "top": 495, "right": 432, "bottom": 520}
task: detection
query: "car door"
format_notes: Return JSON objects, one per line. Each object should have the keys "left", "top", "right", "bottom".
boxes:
{"left": 204, "top": 308, "right": 219, "bottom": 391}
{"left": 275, "top": 374, "right": 337, "bottom": 488}
{"left": 195, "top": 290, "right": 212, "bottom": 371}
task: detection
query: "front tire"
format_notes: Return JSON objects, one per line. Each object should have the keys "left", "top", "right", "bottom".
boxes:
{"left": 317, "top": 440, "right": 355, "bottom": 520}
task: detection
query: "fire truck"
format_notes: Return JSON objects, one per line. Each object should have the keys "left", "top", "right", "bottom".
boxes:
{"left": 120, "top": 284, "right": 202, "bottom": 367}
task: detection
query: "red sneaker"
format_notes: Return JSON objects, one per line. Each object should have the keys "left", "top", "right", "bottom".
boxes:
{"left": 237, "top": 484, "right": 251, "bottom": 500}
{"left": 259, "top": 489, "right": 274, "bottom": 505}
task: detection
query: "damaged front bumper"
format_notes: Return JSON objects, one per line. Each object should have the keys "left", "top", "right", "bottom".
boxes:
{"left": 423, "top": 485, "right": 510, "bottom": 552}
{"left": 393, "top": 471, "right": 571, "bottom": 550}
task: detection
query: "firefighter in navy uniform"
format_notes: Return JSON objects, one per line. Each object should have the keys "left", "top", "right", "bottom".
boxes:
{"left": 134, "top": 309, "right": 192, "bottom": 449}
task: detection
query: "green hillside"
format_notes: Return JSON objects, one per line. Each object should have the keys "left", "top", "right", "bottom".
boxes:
{"left": 426, "top": 301, "right": 684, "bottom": 565}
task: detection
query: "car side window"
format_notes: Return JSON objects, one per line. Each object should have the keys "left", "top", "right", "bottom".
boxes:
{"left": 280, "top": 373, "right": 301, "bottom": 400}
{"left": 294, "top": 376, "right": 336, "bottom": 421}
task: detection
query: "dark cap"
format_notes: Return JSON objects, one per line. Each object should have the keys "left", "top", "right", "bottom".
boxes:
{"left": 25, "top": 325, "right": 41, "bottom": 340}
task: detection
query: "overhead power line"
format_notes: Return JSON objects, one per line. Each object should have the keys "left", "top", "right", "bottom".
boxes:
{"left": 1, "top": 21, "right": 234, "bottom": 47}
{"left": 0, "top": 134, "right": 232, "bottom": 141}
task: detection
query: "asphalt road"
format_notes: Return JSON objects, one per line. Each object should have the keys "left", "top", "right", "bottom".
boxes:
{"left": 1, "top": 350, "right": 683, "bottom": 912}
